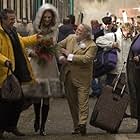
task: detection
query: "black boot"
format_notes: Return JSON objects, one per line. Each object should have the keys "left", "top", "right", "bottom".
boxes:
{"left": 40, "top": 104, "right": 49, "bottom": 136}
{"left": 33, "top": 103, "right": 41, "bottom": 132}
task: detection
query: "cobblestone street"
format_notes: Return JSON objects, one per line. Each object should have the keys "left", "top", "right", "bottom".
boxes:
{"left": 2, "top": 97, "right": 140, "bottom": 140}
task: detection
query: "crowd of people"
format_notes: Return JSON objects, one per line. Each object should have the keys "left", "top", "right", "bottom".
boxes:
{"left": 90, "top": 13, "right": 140, "bottom": 133}
{"left": 0, "top": 2, "right": 140, "bottom": 139}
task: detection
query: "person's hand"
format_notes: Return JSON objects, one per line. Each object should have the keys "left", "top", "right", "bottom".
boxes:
{"left": 61, "top": 48, "right": 70, "bottom": 57}
{"left": 5, "top": 60, "right": 12, "bottom": 69}
{"left": 112, "top": 42, "right": 119, "bottom": 49}
{"left": 37, "top": 34, "right": 44, "bottom": 43}
{"left": 29, "top": 51, "right": 38, "bottom": 58}
{"left": 59, "top": 56, "right": 67, "bottom": 64}
{"left": 37, "top": 33, "right": 54, "bottom": 46}
{"left": 133, "top": 55, "right": 140, "bottom": 62}
{"left": 112, "top": 42, "right": 120, "bottom": 52}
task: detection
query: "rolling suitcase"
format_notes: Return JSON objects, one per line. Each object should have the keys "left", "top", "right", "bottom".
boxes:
{"left": 89, "top": 62, "right": 130, "bottom": 133}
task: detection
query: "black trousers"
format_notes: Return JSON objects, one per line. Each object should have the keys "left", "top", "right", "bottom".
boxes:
{"left": 134, "top": 69, "right": 140, "bottom": 119}
{"left": 105, "top": 73, "right": 117, "bottom": 86}
{"left": 0, "top": 90, "right": 23, "bottom": 131}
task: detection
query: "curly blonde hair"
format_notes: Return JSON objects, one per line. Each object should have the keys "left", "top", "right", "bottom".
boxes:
{"left": 121, "top": 22, "right": 134, "bottom": 34}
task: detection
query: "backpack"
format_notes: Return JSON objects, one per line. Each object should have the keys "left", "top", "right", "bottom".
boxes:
{"left": 94, "top": 33, "right": 117, "bottom": 78}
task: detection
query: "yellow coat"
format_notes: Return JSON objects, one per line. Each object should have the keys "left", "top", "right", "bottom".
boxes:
{"left": 0, "top": 25, "right": 38, "bottom": 87}
{"left": 58, "top": 34, "right": 97, "bottom": 87}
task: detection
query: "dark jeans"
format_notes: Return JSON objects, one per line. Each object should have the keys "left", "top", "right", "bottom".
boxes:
{"left": 91, "top": 78, "right": 102, "bottom": 97}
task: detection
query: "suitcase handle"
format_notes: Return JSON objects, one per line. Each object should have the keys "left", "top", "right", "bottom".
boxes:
{"left": 112, "top": 61, "right": 126, "bottom": 98}
{"left": 113, "top": 85, "right": 126, "bottom": 101}
{"left": 113, "top": 62, "right": 126, "bottom": 92}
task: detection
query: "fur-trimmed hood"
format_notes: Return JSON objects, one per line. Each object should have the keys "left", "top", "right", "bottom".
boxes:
{"left": 33, "top": 3, "right": 59, "bottom": 33}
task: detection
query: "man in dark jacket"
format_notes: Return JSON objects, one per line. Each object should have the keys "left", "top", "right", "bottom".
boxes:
{"left": 94, "top": 16, "right": 113, "bottom": 41}
{"left": 58, "top": 17, "right": 75, "bottom": 42}
{"left": 127, "top": 15, "right": 140, "bottom": 133}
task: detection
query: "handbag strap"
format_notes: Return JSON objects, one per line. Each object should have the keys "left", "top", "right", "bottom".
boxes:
{"left": 114, "top": 33, "right": 117, "bottom": 42}
{"left": 7, "top": 66, "right": 13, "bottom": 76}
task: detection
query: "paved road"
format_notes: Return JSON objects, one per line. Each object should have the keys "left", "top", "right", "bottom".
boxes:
{"left": 2, "top": 98, "right": 140, "bottom": 140}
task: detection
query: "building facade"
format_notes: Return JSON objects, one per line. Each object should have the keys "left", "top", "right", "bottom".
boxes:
{"left": 0, "top": 0, "right": 74, "bottom": 23}
{"left": 74, "top": 0, "right": 140, "bottom": 25}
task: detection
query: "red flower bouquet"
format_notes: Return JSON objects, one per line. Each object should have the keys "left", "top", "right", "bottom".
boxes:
{"left": 34, "top": 36, "right": 58, "bottom": 65}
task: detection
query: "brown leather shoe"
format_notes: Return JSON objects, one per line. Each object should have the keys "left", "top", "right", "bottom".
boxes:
{"left": 10, "top": 128, "right": 25, "bottom": 136}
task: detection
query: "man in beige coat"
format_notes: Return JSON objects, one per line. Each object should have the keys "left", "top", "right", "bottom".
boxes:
{"left": 58, "top": 24, "right": 97, "bottom": 135}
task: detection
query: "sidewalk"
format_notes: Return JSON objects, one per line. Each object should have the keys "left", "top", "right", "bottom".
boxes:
{"left": 3, "top": 97, "right": 140, "bottom": 140}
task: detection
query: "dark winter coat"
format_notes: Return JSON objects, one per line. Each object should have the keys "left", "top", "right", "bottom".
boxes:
{"left": 126, "top": 34, "right": 140, "bottom": 119}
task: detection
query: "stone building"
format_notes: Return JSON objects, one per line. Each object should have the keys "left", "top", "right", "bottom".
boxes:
{"left": 0, "top": 0, "right": 73, "bottom": 23}
{"left": 74, "top": 0, "right": 140, "bottom": 25}
{"left": 1, "top": 0, "right": 140, "bottom": 26}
